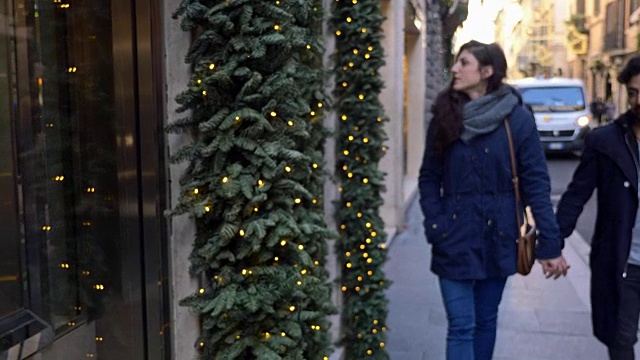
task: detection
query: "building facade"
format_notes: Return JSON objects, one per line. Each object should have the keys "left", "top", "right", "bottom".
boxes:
{"left": 496, "top": 0, "right": 571, "bottom": 79}
{"left": 0, "top": 0, "right": 435, "bottom": 359}
{"left": 567, "top": 0, "right": 640, "bottom": 118}
{"left": 494, "top": 0, "right": 640, "bottom": 116}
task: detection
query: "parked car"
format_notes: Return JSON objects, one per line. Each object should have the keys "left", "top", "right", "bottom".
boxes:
{"left": 510, "top": 77, "right": 593, "bottom": 154}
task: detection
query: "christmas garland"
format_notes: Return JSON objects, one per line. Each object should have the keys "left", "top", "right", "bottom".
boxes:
{"left": 330, "top": 0, "right": 391, "bottom": 358}
{"left": 169, "top": 0, "right": 334, "bottom": 358}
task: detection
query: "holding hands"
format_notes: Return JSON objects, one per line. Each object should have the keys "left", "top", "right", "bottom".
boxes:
{"left": 538, "top": 255, "right": 570, "bottom": 279}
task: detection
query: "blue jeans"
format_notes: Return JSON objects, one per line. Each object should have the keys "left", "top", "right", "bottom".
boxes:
{"left": 439, "top": 277, "right": 508, "bottom": 360}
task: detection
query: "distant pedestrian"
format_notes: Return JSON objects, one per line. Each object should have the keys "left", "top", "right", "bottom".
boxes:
{"left": 419, "top": 40, "right": 569, "bottom": 360}
{"left": 605, "top": 97, "right": 616, "bottom": 123}
{"left": 590, "top": 97, "right": 606, "bottom": 125}
{"left": 557, "top": 55, "right": 640, "bottom": 360}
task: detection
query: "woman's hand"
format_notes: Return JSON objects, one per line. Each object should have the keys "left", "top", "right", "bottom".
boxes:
{"left": 538, "top": 255, "right": 570, "bottom": 279}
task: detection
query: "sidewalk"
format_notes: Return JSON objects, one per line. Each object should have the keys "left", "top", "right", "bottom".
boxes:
{"left": 384, "top": 197, "right": 640, "bottom": 360}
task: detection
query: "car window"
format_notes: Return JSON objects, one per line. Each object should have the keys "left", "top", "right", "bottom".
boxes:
{"left": 516, "top": 86, "right": 586, "bottom": 112}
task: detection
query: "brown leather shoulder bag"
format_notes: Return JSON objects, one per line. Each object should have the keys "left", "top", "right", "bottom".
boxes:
{"left": 505, "top": 118, "right": 537, "bottom": 275}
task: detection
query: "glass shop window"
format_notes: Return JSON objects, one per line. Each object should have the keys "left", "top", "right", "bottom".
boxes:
{"left": 1, "top": 0, "right": 123, "bottom": 346}
{"left": 0, "top": 0, "right": 23, "bottom": 322}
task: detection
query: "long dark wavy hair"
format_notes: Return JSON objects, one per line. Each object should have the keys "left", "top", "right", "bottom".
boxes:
{"left": 431, "top": 40, "right": 508, "bottom": 155}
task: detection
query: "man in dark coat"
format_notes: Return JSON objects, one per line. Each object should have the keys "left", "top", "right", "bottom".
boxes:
{"left": 590, "top": 96, "right": 606, "bottom": 125}
{"left": 557, "top": 56, "right": 640, "bottom": 360}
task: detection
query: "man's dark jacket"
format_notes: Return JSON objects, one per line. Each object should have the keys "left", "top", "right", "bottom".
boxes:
{"left": 556, "top": 110, "right": 639, "bottom": 346}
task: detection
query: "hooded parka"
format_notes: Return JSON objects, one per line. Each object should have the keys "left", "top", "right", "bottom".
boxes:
{"left": 556, "top": 110, "right": 639, "bottom": 347}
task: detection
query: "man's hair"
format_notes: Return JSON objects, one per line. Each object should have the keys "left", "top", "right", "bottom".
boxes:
{"left": 617, "top": 55, "right": 640, "bottom": 84}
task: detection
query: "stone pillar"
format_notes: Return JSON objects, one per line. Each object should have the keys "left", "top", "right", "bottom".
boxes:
{"left": 379, "top": 0, "right": 406, "bottom": 238}
{"left": 403, "top": 0, "right": 427, "bottom": 204}
{"left": 425, "top": 0, "right": 446, "bottom": 129}
{"left": 163, "top": 0, "right": 200, "bottom": 358}
{"left": 321, "top": 2, "right": 344, "bottom": 358}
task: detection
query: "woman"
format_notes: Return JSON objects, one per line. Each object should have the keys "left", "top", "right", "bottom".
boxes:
{"left": 418, "top": 40, "right": 570, "bottom": 360}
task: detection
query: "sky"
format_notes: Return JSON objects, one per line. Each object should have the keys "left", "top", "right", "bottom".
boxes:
{"left": 453, "top": 0, "right": 511, "bottom": 50}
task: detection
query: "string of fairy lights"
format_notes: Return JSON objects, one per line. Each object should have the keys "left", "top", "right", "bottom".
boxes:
{"left": 180, "top": 87, "right": 332, "bottom": 357}
{"left": 331, "top": 0, "right": 391, "bottom": 358}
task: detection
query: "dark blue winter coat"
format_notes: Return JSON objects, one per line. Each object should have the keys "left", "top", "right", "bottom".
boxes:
{"left": 556, "top": 111, "right": 638, "bottom": 347}
{"left": 419, "top": 105, "right": 562, "bottom": 279}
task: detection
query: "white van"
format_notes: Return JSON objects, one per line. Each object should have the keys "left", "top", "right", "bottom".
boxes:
{"left": 510, "top": 77, "right": 593, "bottom": 153}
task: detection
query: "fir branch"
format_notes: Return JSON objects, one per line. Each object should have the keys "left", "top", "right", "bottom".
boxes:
{"left": 170, "top": 0, "right": 334, "bottom": 358}
{"left": 331, "top": 0, "right": 391, "bottom": 358}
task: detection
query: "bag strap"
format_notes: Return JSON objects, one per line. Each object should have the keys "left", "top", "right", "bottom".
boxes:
{"left": 504, "top": 117, "right": 525, "bottom": 235}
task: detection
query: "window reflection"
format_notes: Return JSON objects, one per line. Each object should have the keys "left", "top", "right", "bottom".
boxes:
{"left": 0, "top": 0, "right": 23, "bottom": 319}
{"left": 12, "top": 0, "right": 118, "bottom": 331}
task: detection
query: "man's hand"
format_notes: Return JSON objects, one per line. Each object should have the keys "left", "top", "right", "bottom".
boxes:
{"left": 538, "top": 255, "right": 570, "bottom": 279}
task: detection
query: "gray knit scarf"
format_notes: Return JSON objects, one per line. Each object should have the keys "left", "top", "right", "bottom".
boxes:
{"left": 460, "top": 85, "right": 520, "bottom": 143}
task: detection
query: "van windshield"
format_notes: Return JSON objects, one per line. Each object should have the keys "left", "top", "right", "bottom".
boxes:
{"left": 516, "top": 86, "right": 586, "bottom": 112}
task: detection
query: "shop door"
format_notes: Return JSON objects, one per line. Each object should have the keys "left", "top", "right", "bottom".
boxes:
{"left": 0, "top": 0, "right": 167, "bottom": 359}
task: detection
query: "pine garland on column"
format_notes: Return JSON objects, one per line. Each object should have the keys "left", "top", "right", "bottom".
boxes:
{"left": 330, "top": 0, "right": 391, "bottom": 358}
{"left": 168, "top": 0, "right": 334, "bottom": 358}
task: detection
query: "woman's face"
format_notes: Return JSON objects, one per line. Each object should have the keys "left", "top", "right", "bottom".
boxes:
{"left": 451, "top": 49, "right": 491, "bottom": 99}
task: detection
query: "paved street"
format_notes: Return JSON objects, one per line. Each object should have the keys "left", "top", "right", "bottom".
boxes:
{"left": 384, "top": 196, "right": 640, "bottom": 360}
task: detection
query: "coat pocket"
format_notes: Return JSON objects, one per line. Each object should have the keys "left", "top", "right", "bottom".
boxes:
{"left": 424, "top": 214, "right": 448, "bottom": 244}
